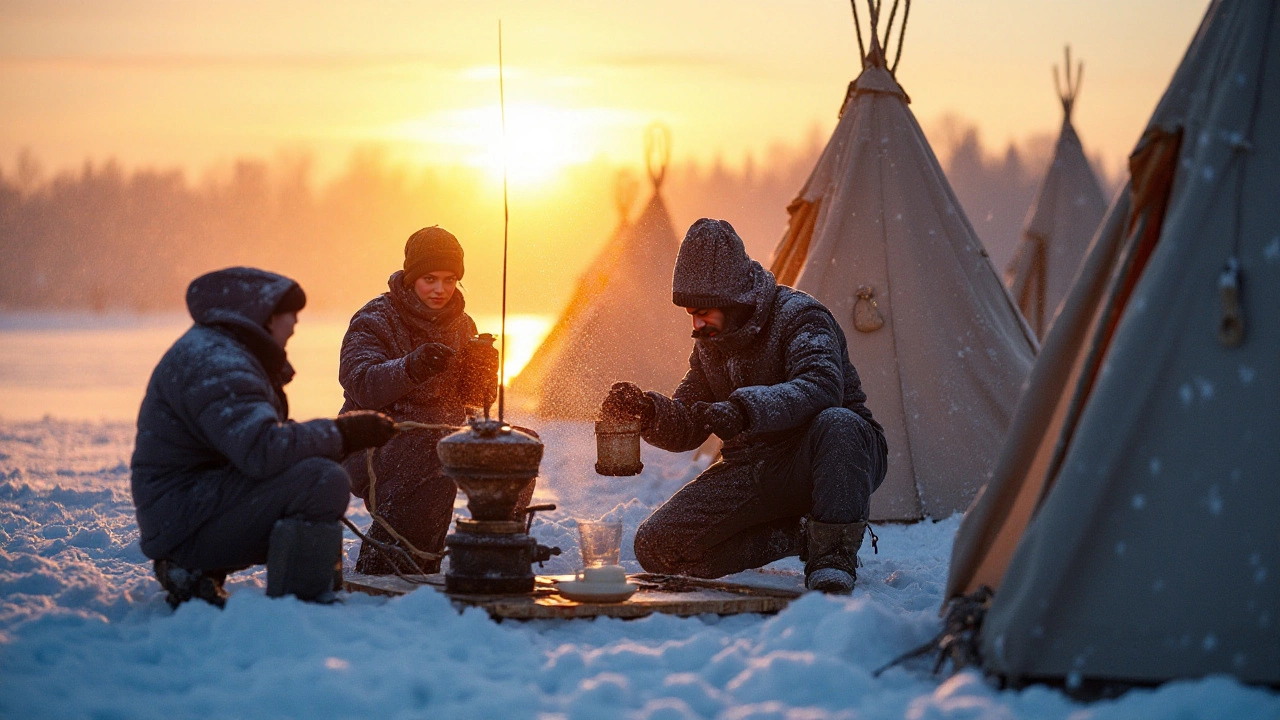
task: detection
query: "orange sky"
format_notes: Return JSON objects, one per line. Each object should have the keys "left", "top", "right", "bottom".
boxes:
{"left": 2, "top": 0, "right": 1209, "bottom": 183}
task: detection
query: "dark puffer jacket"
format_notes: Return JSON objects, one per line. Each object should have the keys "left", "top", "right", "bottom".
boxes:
{"left": 338, "top": 271, "right": 485, "bottom": 424}
{"left": 643, "top": 220, "right": 884, "bottom": 458}
{"left": 131, "top": 267, "right": 343, "bottom": 560}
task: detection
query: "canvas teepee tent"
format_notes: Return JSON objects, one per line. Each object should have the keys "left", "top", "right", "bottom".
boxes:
{"left": 770, "top": 1, "right": 1037, "bottom": 522}
{"left": 945, "top": 0, "right": 1279, "bottom": 686}
{"left": 1005, "top": 47, "right": 1109, "bottom": 338}
{"left": 511, "top": 126, "right": 690, "bottom": 418}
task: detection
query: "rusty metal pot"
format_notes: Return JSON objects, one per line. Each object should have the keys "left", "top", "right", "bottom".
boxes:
{"left": 594, "top": 417, "right": 644, "bottom": 476}
{"left": 437, "top": 419, "right": 543, "bottom": 521}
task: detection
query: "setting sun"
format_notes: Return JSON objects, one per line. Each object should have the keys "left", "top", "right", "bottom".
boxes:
{"left": 388, "top": 101, "right": 632, "bottom": 187}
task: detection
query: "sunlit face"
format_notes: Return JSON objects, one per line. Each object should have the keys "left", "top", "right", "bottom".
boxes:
{"left": 415, "top": 270, "right": 459, "bottom": 310}
{"left": 266, "top": 311, "right": 298, "bottom": 349}
{"left": 686, "top": 307, "right": 726, "bottom": 338}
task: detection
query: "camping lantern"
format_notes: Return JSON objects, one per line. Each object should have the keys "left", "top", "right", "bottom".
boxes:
{"left": 458, "top": 333, "right": 498, "bottom": 413}
{"left": 437, "top": 419, "right": 560, "bottom": 594}
{"left": 594, "top": 417, "right": 644, "bottom": 476}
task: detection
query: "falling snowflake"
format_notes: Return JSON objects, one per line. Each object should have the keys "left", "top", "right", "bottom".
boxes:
{"left": 1207, "top": 485, "right": 1224, "bottom": 516}
{"left": 1263, "top": 236, "right": 1280, "bottom": 262}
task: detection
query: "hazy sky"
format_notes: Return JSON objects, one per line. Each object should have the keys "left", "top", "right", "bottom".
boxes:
{"left": 2, "top": 0, "right": 1209, "bottom": 183}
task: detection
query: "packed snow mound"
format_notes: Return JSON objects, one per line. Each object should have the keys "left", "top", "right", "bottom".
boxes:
{"left": 2, "top": 419, "right": 1277, "bottom": 719}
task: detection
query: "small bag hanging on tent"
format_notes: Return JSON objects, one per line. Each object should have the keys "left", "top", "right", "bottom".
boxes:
{"left": 853, "top": 285, "right": 885, "bottom": 333}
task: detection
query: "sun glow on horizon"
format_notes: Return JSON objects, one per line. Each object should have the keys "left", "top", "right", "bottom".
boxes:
{"left": 472, "top": 313, "right": 554, "bottom": 385}
{"left": 386, "top": 102, "right": 640, "bottom": 187}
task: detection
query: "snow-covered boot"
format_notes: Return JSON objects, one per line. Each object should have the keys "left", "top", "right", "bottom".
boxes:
{"left": 266, "top": 517, "right": 343, "bottom": 603}
{"left": 804, "top": 519, "right": 865, "bottom": 595}
{"left": 154, "top": 559, "right": 229, "bottom": 609}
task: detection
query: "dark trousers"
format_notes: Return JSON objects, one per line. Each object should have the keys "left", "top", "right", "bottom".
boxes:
{"left": 168, "top": 457, "right": 351, "bottom": 571}
{"left": 634, "top": 407, "right": 886, "bottom": 578}
{"left": 344, "top": 431, "right": 535, "bottom": 575}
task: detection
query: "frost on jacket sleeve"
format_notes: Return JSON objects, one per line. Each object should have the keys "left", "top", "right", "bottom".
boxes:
{"left": 641, "top": 350, "right": 714, "bottom": 453}
{"left": 186, "top": 363, "right": 342, "bottom": 480}
{"left": 730, "top": 307, "right": 845, "bottom": 435}
{"left": 339, "top": 310, "right": 417, "bottom": 411}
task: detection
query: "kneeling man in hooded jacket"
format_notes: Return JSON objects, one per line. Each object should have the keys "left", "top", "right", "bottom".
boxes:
{"left": 131, "top": 267, "right": 396, "bottom": 607}
{"left": 604, "top": 219, "right": 888, "bottom": 594}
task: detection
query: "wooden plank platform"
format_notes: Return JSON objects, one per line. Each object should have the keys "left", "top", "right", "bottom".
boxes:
{"left": 343, "top": 571, "right": 802, "bottom": 620}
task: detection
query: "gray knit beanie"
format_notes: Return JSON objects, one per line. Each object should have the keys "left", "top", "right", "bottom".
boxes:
{"left": 671, "top": 218, "right": 754, "bottom": 308}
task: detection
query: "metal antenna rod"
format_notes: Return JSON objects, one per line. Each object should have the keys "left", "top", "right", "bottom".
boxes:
{"left": 497, "top": 20, "right": 509, "bottom": 422}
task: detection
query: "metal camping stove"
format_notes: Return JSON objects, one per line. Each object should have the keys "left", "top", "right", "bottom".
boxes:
{"left": 437, "top": 419, "right": 560, "bottom": 594}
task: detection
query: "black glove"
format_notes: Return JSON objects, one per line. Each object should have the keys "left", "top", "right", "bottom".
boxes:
{"left": 601, "top": 381, "right": 654, "bottom": 424}
{"left": 334, "top": 411, "right": 396, "bottom": 455}
{"left": 692, "top": 400, "right": 747, "bottom": 441}
{"left": 405, "top": 342, "right": 455, "bottom": 383}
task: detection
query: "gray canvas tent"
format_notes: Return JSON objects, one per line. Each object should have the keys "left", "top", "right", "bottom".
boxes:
{"left": 511, "top": 127, "right": 690, "bottom": 418}
{"left": 945, "top": 0, "right": 1279, "bottom": 687}
{"left": 1004, "top": 48, "right": 1109, "bottom": 338}
{"left": 769, "top": 3, "right": 1037, "bottom": 522}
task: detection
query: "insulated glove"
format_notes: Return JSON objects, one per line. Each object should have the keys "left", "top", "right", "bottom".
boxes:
{"left": 334, "top": 410, "right": 396, "bottom": 455}
{"left": 601, "top": 381, "right": 654, "bottom": 424}
{"left": 405, "top": 342, "right": 455, "bottom": 383}
{"left": 692, "top": 400, "right": 747, "bottom": 441}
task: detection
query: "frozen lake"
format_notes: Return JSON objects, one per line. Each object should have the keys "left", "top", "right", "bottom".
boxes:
{"left": 0, "top": 311, "right": 550, "bottom": 422}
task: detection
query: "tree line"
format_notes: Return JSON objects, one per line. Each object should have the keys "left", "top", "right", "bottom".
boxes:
{"left": 0, "top": 119, "right": 1114, "bottom": 317}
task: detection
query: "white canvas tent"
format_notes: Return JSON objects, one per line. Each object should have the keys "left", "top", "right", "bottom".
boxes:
{"left": 1004, "top": 48, "right": 1109, "bottom": 338}
{"left": 945, "top": 0, "right": 1279, "bottom": 686}
{"left": 511, "top": 127, "right": 690, "bottom": 419}
{"left": 770, "top": 2, "right": 1037, "bottom": 522}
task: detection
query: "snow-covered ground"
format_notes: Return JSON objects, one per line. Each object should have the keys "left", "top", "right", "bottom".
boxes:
{"left": 1, "top": 317, "right": 1277, "bottom": 718}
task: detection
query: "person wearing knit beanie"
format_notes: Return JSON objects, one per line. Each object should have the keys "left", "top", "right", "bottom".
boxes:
{"left": 602, "top": 217, "right": 888, "bottom": 596}
{"left": 403, "top": 226, "right": 465, "bottom": 287}
{"left": 336, "top": 225, "right": 504, "bottom": 576}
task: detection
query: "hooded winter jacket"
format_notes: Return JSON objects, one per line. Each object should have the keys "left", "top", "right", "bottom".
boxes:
{"left": 338, "top": 271, "right": 486, "bottom": 424}
{"left": 643, "top": 219, "right": 883, "bottom": 457}
{"left": 130, "top": 267, "right": 343, "bottom": 560}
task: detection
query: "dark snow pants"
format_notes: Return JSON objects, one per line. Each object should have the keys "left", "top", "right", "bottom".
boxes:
{"left": 633, "top": 407, "right": 886, "bottom": 579}
{"left": 344, "top": 430, "right": 533, "bottom": 575}
{"left": 167, "top": 457, "right": 351, "bottom": 571}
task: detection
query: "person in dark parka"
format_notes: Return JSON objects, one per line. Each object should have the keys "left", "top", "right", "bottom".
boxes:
{"left": 604, "top": 219, "right": 888, "bottom": 594}
{"left": 339, "top": 226, "right": 502, "bottom": 575}
{"left": 131, "top": 267, "right": 395, "bottom": 607}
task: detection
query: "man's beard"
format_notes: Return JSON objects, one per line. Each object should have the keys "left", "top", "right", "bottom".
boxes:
{"left": 691, "top": 327, "right": 719, "bottom": 339}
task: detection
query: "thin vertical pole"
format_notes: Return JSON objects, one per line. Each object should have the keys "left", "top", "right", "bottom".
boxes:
{"left": 497, "top": 20, "right": 509, "bottom": 422}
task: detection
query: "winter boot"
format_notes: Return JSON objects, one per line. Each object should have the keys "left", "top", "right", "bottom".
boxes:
{"left": 803, "top": 519, "right": 865, "bottom": 595}
{"left": 153, "top": 559, "right": 230, "bottom": 609}
{"left": 266, "top": 517, "right": 344, "bottom": 603}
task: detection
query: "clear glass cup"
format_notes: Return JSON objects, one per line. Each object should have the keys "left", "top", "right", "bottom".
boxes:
{"left": 577, "top": 519, "right": 623, "bottom": 569}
